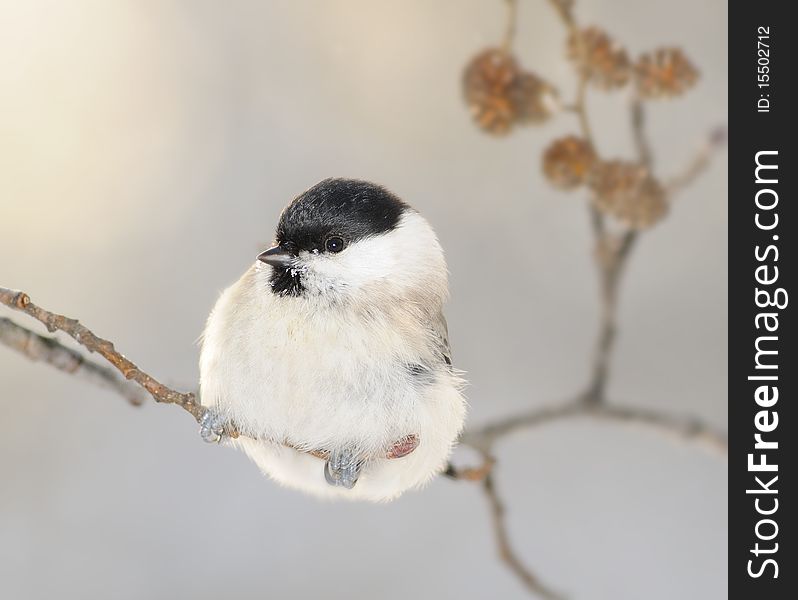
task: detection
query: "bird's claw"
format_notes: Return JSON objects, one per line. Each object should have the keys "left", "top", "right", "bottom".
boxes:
{"left": 199, "top": 410, "right": 226, "bottom": 444}
{"left": 324, "top": 448, "right": 363, "bottom": 489}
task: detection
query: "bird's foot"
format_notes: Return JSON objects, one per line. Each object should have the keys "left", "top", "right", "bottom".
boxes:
{"left": 324, "top": 448, "right": 363, "bottom": 489}
{"left": 199, "top": 409, "right": 227, "bottom": 444}
{"left": 386, "top": 434, "right": 419, "bottom": 459}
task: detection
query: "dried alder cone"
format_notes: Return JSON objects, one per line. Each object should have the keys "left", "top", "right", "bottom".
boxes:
{"left": 462, "top": 48, "right": 557, "bottom": 135}
{"left": 542, "top": 140, "right": 667, "bottom": 229}
{"left": 459, "top": 11, "right": 703, "bottom": 233}
{"left": 567, "top": 26, "right": 630, "bottom": 89}
{"left": 635, "top": 47, "right": 699, "bottom": 99}
{"left": 542, "top": 136, "right": 596, "bottom": 189}
{"left": 588, "top": 160, "right": 668, "bottom": 229}
{"left": 513, "top": 71, "right": 557, "bottom": 124}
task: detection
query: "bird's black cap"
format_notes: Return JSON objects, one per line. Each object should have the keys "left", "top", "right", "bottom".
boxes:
{"left": 275, "top": 178, "right": 408, "bottom": 252}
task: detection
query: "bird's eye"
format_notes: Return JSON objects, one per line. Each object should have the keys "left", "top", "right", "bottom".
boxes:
{"left": 325, "top": 236, "right": 345, "bottom": 253}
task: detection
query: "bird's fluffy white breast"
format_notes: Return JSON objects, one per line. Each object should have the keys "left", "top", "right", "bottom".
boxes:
{"left": 199, "top": 211, "right": 466, "bottom": 501}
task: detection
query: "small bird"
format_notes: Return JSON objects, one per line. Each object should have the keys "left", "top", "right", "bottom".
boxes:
{"left": 199, "top": 178, "right": 467, "bottom": 501}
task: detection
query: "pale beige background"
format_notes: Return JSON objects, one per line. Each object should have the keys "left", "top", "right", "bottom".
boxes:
{"left": 1, "top": 1, "right": 727, "bottom": 599}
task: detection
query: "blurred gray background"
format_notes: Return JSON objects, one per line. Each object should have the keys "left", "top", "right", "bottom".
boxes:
{"left": 1, "top": 1, "right": 727, "bottom": 598}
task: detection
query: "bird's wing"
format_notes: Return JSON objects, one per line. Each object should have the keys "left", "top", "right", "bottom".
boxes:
{"left": 430, "top": 310, "right": 452, "bottom": 367}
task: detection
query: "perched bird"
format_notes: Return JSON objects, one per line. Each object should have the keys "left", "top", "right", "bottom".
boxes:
{"left": 199, "top": 178, "right": 467, "bottom": 501}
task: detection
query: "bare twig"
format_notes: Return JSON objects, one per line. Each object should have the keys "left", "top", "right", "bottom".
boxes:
{"left": 0, "top": 317, "right": 147, "bottom": 406}
{"left": 483, "top": 473, "right": 565, "bottom": 600}
{"left": 461, "top": 398, "right": 727, "bottom": 457}
{"left": 583, "top": 90, "right": 662, "bottom": 404}
{"left": 667, "top": 125, "right": 727, "bottom": 195}
{"left": 573, "top": 78, "right": 593, "bottom": 146}
{"left": 583, "top": 230, "right": 637, "bottom": 403}
{"left": 571, "top": 74, "right": 630, "bottom": 405}
{"left": 502, "top": 0, "right": 519, "bottom": 51}
{"left": 467, "top": 394, "right": 724, "bottom": 600}
{"left": 443, "top": 456, "right": 496, "bottom": 481}
{"left": 630, "top": 95, "right": 654, "bottom": 169}
{"left": 571, "top": 78, "right": 606, "bottom": 244}
{"left": 547, "top": 0, "right": 576, "bottom": 29}
{"left": 553, "top": 2, "right": 610, "bottom": 254}
{"left": 566, "top": 64, "right": 612, "bottom": 257}
{"left": 1, "top": 287, "right": 207, "bottom": 423}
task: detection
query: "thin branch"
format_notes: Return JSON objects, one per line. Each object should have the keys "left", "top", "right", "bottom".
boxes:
{"left": 630, "top": 95, "right": 654, "bottom": 169}
{"left": 572, "top": 78, "right": 605, "bottom": 243}
{"left": 582, "top": 75, "right": 659, "bottom": 405}
{"left": 483, "top": 473, "right": 565, "bottom": 600}
{"left": 585, "top": 94, "right": 654, "bottom": 403}
{"left": 461, "top": 398, "right": 727, "bottom": 457}
{"left": 581, "top": 108, "right": 725, "bottom": 408}
{"left": 549, "top": 0, "right": 607, "bottom": 248}
{"left": 547, "top": 0, "right": 576, "bottom": 29}
{"left": 573, "top": 77, "right": 594, "bottom": 147}
{"left": 1, "top": 287, "right": 207, "bottom": 423}
{"left": 463, "top": 395, "right": 726, "bottom": 600}
{"left": 570, "top": 68, "right": 626, "bottom": 403}
{"left": 443, "top": 456, "right": 496, "bottom": 482}
{"left": 501, "top": 0, "right": 519, "bottom": 51}
{"left": 666, "top": 125, "right": 727, "bottom": 196}
{"left": 0, "top": 317, "right": 147, "bottom": 406}
{"left": 583, "top": 230, "right": 636, "bottom": 403}
{"left": 587, "top": 204, "right": 605, "bottom": 239}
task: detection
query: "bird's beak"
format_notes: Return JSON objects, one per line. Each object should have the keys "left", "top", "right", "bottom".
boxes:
{"left": 257, "top": 245, "right": 293, "bottom": 268}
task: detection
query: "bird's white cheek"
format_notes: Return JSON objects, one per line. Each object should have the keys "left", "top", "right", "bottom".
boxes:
{"left": 301, "top": 243, "right": 397, "bottom": 296}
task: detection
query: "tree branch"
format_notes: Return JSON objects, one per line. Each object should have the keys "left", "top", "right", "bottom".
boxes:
{"left": 502, "top": 0, "right": 519, "bottom": 52}
{"left": 666, "top": 125, "right": 727, "bottom": 196}
{"left": 0, "top": 316, "right": 147, "bottom": 406}
{"left": 483, "top": 472, "right": 565, "bottom": 600}
{"left": 547, "top": 0, "right": 577, "bottom": 29}
{"left": 630, "top": 95, "right": 654, "bottom": 169}
{"left": 583, "top": 230, "right": 636, "bottom": 404}
{"left": 1, "top": 287, "right": 206, "bottom": 422}
{"left": 460, "top": 397, "right": 727, "bottom": 456}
